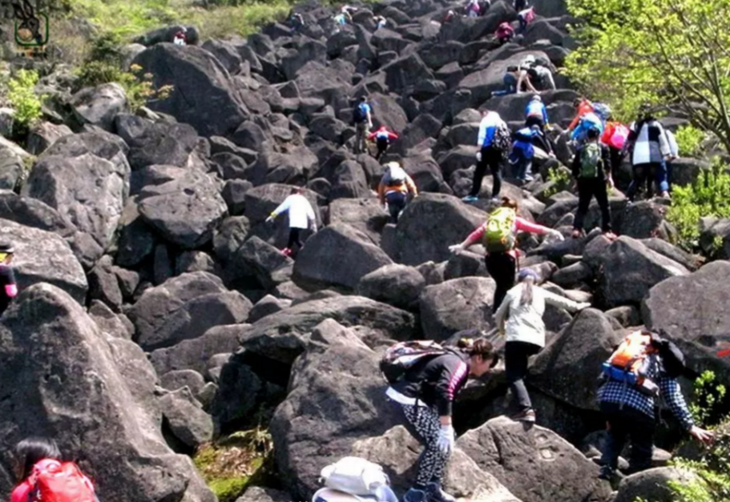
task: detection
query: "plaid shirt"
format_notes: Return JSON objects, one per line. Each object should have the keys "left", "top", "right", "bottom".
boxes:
{"left": 598, "top": 355, "right": 694, "bottom": 431}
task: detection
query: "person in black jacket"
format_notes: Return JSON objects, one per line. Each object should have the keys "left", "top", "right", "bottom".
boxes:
{"left": 571, "top": 127, "right": 616, "bottom": 239}
{"left": 385, "top": 338, "right": 498, "bottom": 502}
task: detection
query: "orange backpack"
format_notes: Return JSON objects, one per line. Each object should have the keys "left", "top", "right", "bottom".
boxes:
{"left": 32, "top": 461, "right": 97, "bottom": 502}
{"left": 602, "top": 330, "right": 660, "bottom": 396}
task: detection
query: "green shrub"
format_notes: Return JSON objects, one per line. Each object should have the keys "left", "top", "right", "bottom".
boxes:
{"left": 544, "top": 166, "right": 572, "bottom": 197}
{"left": 675, "top": 125, "right": 706, "bottom": 158}
{"left": 666, "top": 159, "right": 730, "bottom": 252}
{"left": 74, "top": 62, "right": 172, "bottom": 112}
{"left": 7, "top": 70, "right": 44, "bottom": 140}
{"left": 690, "top": 371, "right": 729, "bottom": 428}
{"left": 75, "top": 60, "right": 125, "bottom": 90}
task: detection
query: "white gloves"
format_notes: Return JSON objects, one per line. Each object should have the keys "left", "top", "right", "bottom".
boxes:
{"left": 437, "top": 424, "right": 455, "bottom": 455}
{"left": 548, "top": 229, "right": 564, "bottom": 241}
{"left": 449, "top": 244, "right": 464, "bottom": 254}
{"left": 476, "top": 151, "right": 482, "bottom": 162}
{"left": 577, "top": 302, "right": 591, "bottom": 310}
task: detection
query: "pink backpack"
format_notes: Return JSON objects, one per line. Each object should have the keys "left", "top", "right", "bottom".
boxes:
{"left": 609, "top": 124, "right": 629, "bottom": 150}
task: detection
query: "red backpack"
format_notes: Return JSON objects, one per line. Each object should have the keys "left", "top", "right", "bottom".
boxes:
{"left": 31, "top": 460, "right": 97, "bottom": 502}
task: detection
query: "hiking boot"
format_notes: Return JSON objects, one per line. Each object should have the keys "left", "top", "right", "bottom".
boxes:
{"left": 512, "top": 408, "right": 536, "bottom": 423}
{"left": 598, "top": 465, "right": 625, "bottom": 487}
{"left": 461, "top": 195, "right": 479, "bottom": 202}
{"left": 425, "top": 483, "right": 456, "bottom": 502}
{"left": 403, "top": 488, "right": 427, "bottom": 502}
{"left": 280, "top": 247, "right": 292, "bottom": 257}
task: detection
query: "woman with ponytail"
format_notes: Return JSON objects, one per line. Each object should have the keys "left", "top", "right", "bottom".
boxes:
{"left": 493, "top": 269, "right": 590, "bottom": 422}
{"left": 385, "top": 338, "right": 498, "bottom": 502}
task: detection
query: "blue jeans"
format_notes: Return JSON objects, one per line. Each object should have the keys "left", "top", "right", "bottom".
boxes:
{"left": 656, "top": 160, "right": 672, "bottom": 193}
{"left": 511, "top": 148, "right": 532, "bottom": 181}
{"left": 492, "top": 74, "right": 517, "bottom": 96}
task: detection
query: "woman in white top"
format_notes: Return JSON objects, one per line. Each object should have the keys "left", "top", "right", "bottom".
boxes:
{"left": 493, "top": 269, "right": 590, "bottom": 422}
{"left": 266, "top": 187, "right": 317, "bottom": 257}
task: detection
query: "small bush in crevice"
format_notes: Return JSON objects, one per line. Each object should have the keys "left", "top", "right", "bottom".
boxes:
{"left": 7, "top": 69, "right": 44, "bottom": 141}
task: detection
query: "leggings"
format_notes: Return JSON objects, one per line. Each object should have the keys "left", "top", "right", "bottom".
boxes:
{"left": 505, "top": 341, "right": 542, "bottom": 411}
{"left": 287, "top": 228, "right": 303, "bottom": 250}
{"left": 470, "top": 146, "right": 503, "bottom": 198}
{"left": 485, "top": 252, "right": 517, "bottom": 309}
{"left": 400, "top": 403, "right": 449, "bottom": 487}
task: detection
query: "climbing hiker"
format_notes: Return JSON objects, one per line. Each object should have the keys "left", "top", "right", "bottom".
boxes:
{"left": 173, "top": 27, "right": 187, "bottom": 45}
{"left": 656, "top": 127, "right": 678, "bottom": 199}
{"left": 384, "top": 337, "right": 498, "bottom": 502}
{"left": 495, "top": 22, "right": 515, "bottom": 45}
{"left": 368, "top": 125, "right": 399, "bottom": 160}
{"left": 517, "top": 6, "right": 534, "bottom": 34}
{"left": 524, "top": 94, "right": 549, "bottom": 134}
{"left": 449, "top": 197, "right": 563, "bottom": 309}
{"left": 466, "top": 0, "right": 481, "bottom": 17}
{"left": 571, "top": 110, "right": 604, "bottom": 147}
{"left": 478, "top": 0, "right": 491, "bottom": 16}
{"left": 597, "top": 330, "right": 714, "bottom": 481}
{"left": 352, "top": 96, "right": 373, "bottom": 154}
{"left": 509, "top": 124, "right": 553, "bottom": 184}
{"left": 491, "top": 66, "right": 537, "bottom": 97}
{"left": 266, "top": 187, "right": 317, "bottom": 257}
{"left": 521, "top": 55, "right": 556, "bottom": 91}
{"left": 571, "top": 127, "right": 616, "bottom": 239}
{"left": 463, "top": 110, "right": 511, "bottom": 203}
{"left": 494, "top": 269, "right": 590, "bottom": 422}
{"left": 11, "top": 437, "right": 98, "bottom": 502}
{"left": 568, "top": 97, "right": 595, "bottom": 132}
{"left": 378, "top": 161, "right": 418, "bottom": 224}
{"left": 624, "top": 105, "right": 672, "bottom": 202}
{"left": 0, "top": 242, "right": 17, "bottom": 316}
{"left": 514, "top": 0, "right": 527, "bottom": 11}
{"left": 288, "top": 11, "right": 305, "bottom": 32}
{"left": 374, "top": 15, "right": 387, "bottom": 29}
{"left": 600, "top": 117, "right": 630, "bottom": 176}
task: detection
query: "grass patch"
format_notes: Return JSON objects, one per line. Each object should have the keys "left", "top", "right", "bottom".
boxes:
{"left": 193, "top": 427, "right": 275, "bottom": 502}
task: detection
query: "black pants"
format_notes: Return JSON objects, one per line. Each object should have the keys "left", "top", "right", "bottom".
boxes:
{"left": 485, "top": 252, "right": 516, "bottom": 309}
{"left": 599, "top": 401, "right": 656, "bottom": 474}
{"left": 386, "top": 192, "right": 407, "bottom": 224}
{"left": 525, "top": 116, "right": 545, "bottom": 135}
{"left": 375, "top": 137, "right": 389, "bottom": 160}
{"left": 287, "top": 228, "right": 303, "bottom": 250}
{"left": 627, "top": 163, "right": 660, "bottom": 201}
{"left": 609, "top": 146, "right": 623, "bottom": 175}
{"left": 505, "top": 341, "right": 542, "bottom": 411}
{"left": 574, "top": 178, "right": 612, "bottom": 232}
{"left": 514, "top": 0, "right": 526, "bottom": 10}
{"left": 470, "top": 146, "right": 503, "bottom": 198}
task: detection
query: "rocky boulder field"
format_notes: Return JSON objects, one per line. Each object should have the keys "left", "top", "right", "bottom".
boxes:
{"left": 0, "top": 0, "right": 728, "bottom": 501}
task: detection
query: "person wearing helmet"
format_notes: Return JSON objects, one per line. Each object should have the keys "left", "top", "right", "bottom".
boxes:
{"left": 524, "top": 94, "right": 549, "bottom": 134}
{"left": 378, "top": 162, "right": 418, "bottom": 223}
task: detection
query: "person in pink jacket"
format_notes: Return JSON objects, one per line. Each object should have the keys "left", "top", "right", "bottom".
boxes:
{"left": 449, "top": 197, "right": 563, "bottom": 309}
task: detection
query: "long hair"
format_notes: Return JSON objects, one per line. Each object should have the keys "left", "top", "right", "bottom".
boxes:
{"left": 457, "top": 338, "right": 498, "bottom": 367}
{"left": 15, "top": 437, "right": 61, "bottom": 481}
{"left": 518, "top": 272, "right": 537, "bottom": 306}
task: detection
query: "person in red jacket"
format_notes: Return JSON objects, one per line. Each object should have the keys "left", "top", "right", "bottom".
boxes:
{"left": 449, "top": 197, "right": 563, "bottom": 309}
{"left": 368, "top": 126, "right": 399, "bottom": 160}
{"left": 11, "top": 438, "right": 61, "bottom": 502}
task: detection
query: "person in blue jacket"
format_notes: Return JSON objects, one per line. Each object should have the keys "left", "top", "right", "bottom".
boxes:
{"left": 510, "top": 125, "right": 553, "bottom": 184}
{"left": 524, "top": 95, "right": 548, "bottom": 134}
{"left": 571, "top": 111, "right": 604, "bottom": 147}
{"left": 463, "top": 110, "right": 510, "bottom": 203}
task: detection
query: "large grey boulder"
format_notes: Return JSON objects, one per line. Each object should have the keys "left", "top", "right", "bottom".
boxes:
{"left": 138, "top": 168, "right": 227, "bottom": 249}
{"left": 114, "top": 114, "right": 199, "bottom": 170}
{"left": 133, "top": 44, "right": 249, "bottom": 137}
{"left": 394, "top": 193, "right": 486, "bottom": 266}
{"left": 597, "top": 236, "right": 688, "bottom": 307}
{"left": 419, "top": 277, "right": 496, "bottom": 340}
{"left": 457, "top": 417, "right": 612, "bottom": 502}
{"left": 159, "top": 387, "right": 213, "bottom": 449}
{"left": 356, "top": 264, "right": 426, "bottom": 311}
{"left": 0, "top": 218, "right": 87, "bottom": 303}
{"left": 128, "top": 272, "right": 251, "bottom": 351}
{"left": 612, "top": 467, "right": 696, "bottom": 502}
{"left": 270, "top": 320, "right": 402, "bottom": 500}
{"left": 293, "top": 224, "right": 394, "bottom": 291}
{"left": 0, "top": 283, "right": 214, "bottom": 502}
{"left": 70, "top": 83, "right": 128, "bottom": 131}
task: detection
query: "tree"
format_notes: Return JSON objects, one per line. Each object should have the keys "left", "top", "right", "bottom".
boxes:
{"left": 564, "top": 0, "right": 730, "bottom": 153}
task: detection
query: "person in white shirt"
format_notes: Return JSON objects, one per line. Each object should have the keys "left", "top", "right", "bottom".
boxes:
{"left": 266, "top": 187, "right": 317, "bottom": 257}
{"left": 494, "top": 269, "right": 590, "bottom": 422}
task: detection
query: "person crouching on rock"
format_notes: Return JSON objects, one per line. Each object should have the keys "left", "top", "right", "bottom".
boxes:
{"left": 494, "top": 269, "right": 590, "bottom": 422}
{"left": 378, "top": 162, "right": 418, "bottom": 224}
{"left": 385, "top": 338, "right": 498, "bottom": 502}
{"left": 449, "top": 197, "right": 563, "bottom": 309}
{"left": 368, "top": 125, "right": 399, "bottom": 160}
{"left": 266, "top": 187, "right": 317, "bottom": 257}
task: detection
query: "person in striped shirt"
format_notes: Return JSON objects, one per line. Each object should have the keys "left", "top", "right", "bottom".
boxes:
{"left": 386, "top": 338, "right": 498, "bottom": 502}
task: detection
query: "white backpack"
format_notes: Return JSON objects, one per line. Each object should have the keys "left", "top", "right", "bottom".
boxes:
{"left": 320, "top": 457, "right": 390, "bottom": 496}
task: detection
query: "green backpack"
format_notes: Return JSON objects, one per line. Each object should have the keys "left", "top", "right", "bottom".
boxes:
{"left": 484, "top": 207, "right": 516, "bottom": 253}
{"left": 580, "top": 142, "right": 602, "bottom": 178}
